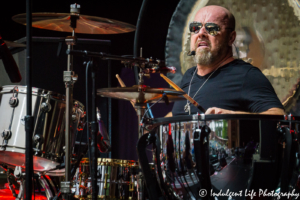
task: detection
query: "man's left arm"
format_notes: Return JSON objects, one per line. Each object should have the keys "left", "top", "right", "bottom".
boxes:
{"left": 205, "top": 107, "right": 285, "bottom": 115}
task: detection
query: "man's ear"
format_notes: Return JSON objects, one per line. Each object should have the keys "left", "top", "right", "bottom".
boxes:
{"left": 228, "top": 31, "right": 236, "bottom": 46}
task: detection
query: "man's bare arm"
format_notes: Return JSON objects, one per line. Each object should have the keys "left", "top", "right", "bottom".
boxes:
{"left": 165, "top": 112, "right": 173, "bottom": 117}
{"left": 205, "top": 107, "right": 285, "bottom": 115}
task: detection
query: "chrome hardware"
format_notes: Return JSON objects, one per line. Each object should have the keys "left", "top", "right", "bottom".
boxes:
{"left": 9, "top": 86, "right": 19, "bottom": 107}
{"left": 41, "top": 102, "right": 51, "bottom": 112}
{"left": 33, "top": 134, "right": 42, "bottom": 143}
{"left": 2, "top": 129, "right": 11, "bottom": 140}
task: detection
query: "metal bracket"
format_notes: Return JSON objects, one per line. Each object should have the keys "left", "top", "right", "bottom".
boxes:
{"left": 65, "top": 36, "right": 77, "bottom": 46}
{"left": 9, "top": 86, "right": 19, "bottom": 107}
{"left": 61, "top": 181, "right": 71, "bottom": 194}
{"left": 64, "top": 71, "right": 78, "bottom": 87}
{"left": 6, "top": 166, "right": 25, "bottom": 200}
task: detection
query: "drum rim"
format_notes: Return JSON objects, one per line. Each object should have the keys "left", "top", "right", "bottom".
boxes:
{"left": 149, "top": 114, "right": 299, "bottom": 125}
{"left": 80, "top": 158, "right": 138, "bottom": 167}
{"left": 0, "top": 85, "right": 85, "bottom": 109}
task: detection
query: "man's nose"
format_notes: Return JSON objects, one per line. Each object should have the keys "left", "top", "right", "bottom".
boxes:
{"left": 197, "top": 26, "right": 208, "bottom": 38}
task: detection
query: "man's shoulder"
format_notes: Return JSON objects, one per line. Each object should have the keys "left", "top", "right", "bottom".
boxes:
{"left": 229, "top": 59, "right": 254, "bottom": 69}
{"left": 227, "top": 59, "right": 261, "bottom": 74}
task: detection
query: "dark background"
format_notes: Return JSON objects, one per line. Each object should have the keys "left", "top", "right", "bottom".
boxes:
{"left": 0, "top": 0, "right": 180, "bottom": 160}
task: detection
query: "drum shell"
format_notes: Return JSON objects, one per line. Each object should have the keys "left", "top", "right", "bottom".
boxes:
{"left": 74, "top": 158, "right": 139, "bottom": 199}
{"left": 0, "top": 85, "right": 84, "bottom": 172}
{"left": 157, "top": 121, "right": 200, "bottom": 199}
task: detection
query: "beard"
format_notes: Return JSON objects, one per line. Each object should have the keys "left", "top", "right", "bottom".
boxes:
{"left": 193, "top": 48, "right": 214, "bottom": 65}
{"left": 193, "top": 40, "right": 226, "bottom": 66}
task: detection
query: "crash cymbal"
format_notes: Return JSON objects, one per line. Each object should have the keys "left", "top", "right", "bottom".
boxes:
{"left": 4, "top": 40, "right": 26, "bottom": 48}
{"left": 97, "top": 85, "right": 185, "bottom": 104}
{"left": 12, "top": 13, "right": 136, "bottom": 34}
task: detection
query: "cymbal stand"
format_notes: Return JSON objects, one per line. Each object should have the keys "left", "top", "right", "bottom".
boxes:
{"left": 135, "top": 71, "right": 147, "bottom": 139}
{"left": 134, "top": 71, "right": 148, "bottom": 200}
{"left": 61, "top": 3, "right": 79, "bottom": 200}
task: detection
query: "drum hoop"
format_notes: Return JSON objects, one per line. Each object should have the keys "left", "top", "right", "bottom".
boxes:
{"left": 149, "top": 114, "right": 299, "bottom": 126}
{"left": 0, "top": 85, "right": 85, "bottom": 109}
{"left": 80, "top": 158, "right": 137, "bottom": 167}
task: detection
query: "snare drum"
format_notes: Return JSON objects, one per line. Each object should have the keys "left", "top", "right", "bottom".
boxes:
{"left": 0, "top": 85, "right": 85, "bottom": 172}
{"left": 73, "top": 158, "right": 139, "bottom": 199}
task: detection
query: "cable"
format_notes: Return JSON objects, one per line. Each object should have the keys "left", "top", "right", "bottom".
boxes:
{"left": 146, "top": 103, "right": 154, "bottom": 118}
{"left": 139, "top": 93, "right": 166, "bottom": 132}
{"left": 85, "top": 61, "right": 93, "bottom": 178}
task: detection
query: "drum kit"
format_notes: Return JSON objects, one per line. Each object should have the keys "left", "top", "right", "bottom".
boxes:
{"left": 0, "top": 3, "right": 185, "bottom": 200}
{"left": 0, "top": 2, "right": 300, "bottom": 200}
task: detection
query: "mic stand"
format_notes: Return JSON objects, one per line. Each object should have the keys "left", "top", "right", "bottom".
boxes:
{"left": 61, "top": 3, "right": 79, "bottom": 200}
{"left": 25, "top": 0, "right": 34, "bottom": 199}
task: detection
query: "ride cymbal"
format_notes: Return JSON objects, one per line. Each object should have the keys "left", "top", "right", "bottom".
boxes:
{"left": 12, "top": 13, "right": 136, "bottom": 34}
{"left": 97, "top": 85, "right": 185, "bottom": 104}
{"left": 4, "top": 40, "right": 26, "bottom": 48}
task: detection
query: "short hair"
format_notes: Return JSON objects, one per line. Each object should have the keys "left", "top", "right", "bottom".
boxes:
{"left": 227, "top": 11, "right": 236, "bottom": 31}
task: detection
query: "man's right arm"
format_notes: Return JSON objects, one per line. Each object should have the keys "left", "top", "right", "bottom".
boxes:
{"left": 165, "top": 112, "right": 173, "bottom": 117}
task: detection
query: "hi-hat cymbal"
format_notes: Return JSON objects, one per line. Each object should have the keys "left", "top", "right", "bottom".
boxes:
{"left": 97, "top": 85, "right": 185, "bottom": 104}
{"left": 12, "top": 13, "right": 136, "bottom": 34}
{"left": 4, "top": 40, "right": 26, "bottom": 48}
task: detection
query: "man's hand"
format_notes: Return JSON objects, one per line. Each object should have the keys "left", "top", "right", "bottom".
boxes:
{"left": 165, "top": 112, "right": 173, "bottom": 117}
{"left": 205, "top": 107, "right": 285, "bottom": 115}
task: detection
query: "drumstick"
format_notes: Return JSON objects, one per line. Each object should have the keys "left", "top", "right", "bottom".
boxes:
{"left": 116, "top": 74, "right": 135, "bottom": 107}
{"left": 116, "top": 74, "right": 126, "bottom": 87}
{"left": 160, "top": 73, "right": 206, "bottom": 113}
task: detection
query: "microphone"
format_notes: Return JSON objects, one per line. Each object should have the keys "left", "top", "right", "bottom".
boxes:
{"left": 187, "top": 51, "right": 195, "bottom": 56}
{"left": 0, "top": 35, "right": 22, "bottom": 83}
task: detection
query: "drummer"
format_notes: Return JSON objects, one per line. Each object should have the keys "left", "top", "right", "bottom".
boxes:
{"left": 171, "top": 5, "right": 284, "bottom": 116}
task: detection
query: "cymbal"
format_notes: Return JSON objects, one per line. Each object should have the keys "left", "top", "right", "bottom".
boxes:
{"left": 97, "top": 86, "right": 185, "bottom": 104}
{"left": 4, "top": 40, "right": 26, "bottom": 48}
{"left": 12, "top": 13, "right": 136, "bottom": 34}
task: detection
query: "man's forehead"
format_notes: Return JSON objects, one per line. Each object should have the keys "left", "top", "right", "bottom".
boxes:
{"left": 193, "top": 6, "right": 230, "bottom": 25}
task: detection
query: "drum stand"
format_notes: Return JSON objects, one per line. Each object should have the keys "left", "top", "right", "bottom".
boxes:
{"left": 85, "top": 59, "right": 99, "bottom": 200}
{"left": 61, "top": 4, "right": 79, "bottom": 200}
{"left": 134, "top": 73, "right": 151, "bottom": 200}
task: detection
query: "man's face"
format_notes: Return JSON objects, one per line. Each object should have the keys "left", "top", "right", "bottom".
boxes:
{"left": 190, "top": 7, "right": 232, "bottom": 66}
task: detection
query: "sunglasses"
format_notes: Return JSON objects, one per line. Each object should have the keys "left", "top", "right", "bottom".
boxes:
{"left": 189, "top": 22, "right": 233, "bottom": 36}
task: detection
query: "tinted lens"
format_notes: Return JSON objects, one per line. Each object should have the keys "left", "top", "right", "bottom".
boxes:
{"left": 205, "top": 23, "right": 220, "bottom": 36}
{"left": 189, "top": 22, "right": 202, "bottom": 33}
{"left": 189, "top": 22, "right": 220, "bottom": 36}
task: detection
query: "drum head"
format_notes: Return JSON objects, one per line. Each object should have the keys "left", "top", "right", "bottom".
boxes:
{"left": 0, "top": 152, "right": 59, "bottom": 171}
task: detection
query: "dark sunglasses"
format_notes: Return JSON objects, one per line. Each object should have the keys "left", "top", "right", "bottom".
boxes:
{"left": 189, "top": 22, "right": 233, "bottom": 36}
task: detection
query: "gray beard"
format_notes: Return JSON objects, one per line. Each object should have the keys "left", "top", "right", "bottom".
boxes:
{"left": 193, "top": 48, "right": 214, "bottom": 65}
